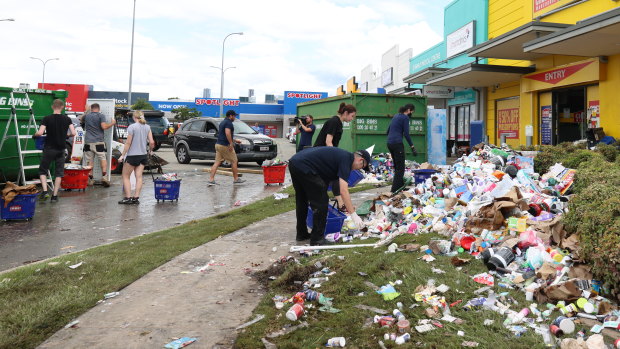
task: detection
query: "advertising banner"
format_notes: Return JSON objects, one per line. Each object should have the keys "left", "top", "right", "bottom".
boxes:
{"left": 541, "top": 105, "right": 552, "bottom": 145}
{"left": 497, "top": 108, "right": 520, "bottom": 139}
{"left": 283, "top": 91, "right": 327, "bottom": 115}
{"left": 427, "top": 109, "right": 447, "bottom": 165}
{"left": 38, "top": 83, "right": 91, "bottom": 112}
{"left": 88, "top": 91, "right": 149, "bottom": 108}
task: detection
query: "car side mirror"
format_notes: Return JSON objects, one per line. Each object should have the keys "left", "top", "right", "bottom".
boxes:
{"left": 207, "top": 129, "right": 216, "bottom": 135}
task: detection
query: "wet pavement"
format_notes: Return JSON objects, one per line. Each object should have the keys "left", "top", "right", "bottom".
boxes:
{"left": 0, "top": 139, "right": 296, "bottom": 272}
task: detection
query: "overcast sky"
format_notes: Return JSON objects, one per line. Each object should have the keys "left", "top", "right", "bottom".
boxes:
{"left": 2, "top": 0, "right": 452, "bottom": 102}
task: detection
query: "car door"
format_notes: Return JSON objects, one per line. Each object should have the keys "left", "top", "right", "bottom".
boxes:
{"left": 203, "top": 121, "right": 218, "bottom": 157}
{"left": 186, "top": 119, "right": 206, "bottom": 155}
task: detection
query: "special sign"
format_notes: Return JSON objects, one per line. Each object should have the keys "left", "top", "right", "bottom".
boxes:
{"left": 497, "top": 108, "right": 519, "bottom": 139}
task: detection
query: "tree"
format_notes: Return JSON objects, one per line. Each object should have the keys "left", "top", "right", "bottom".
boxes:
{"left": 171, "top": 106, "right": 202, "bottom": 121}
{"left": 131, "top": 98, "right": 155, "bottom": 110}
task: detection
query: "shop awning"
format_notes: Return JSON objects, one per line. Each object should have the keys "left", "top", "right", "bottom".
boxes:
{"left": 468, "top": 21, "right": 569, "bottom": 60}
{"left": 403, "top": 67, "right": 449, "bottom": 84}
{"left": 524, "top": 7, "right": 620, "bottom": 56}
{"left": 426, "top": 63, "right": 536, "bottom": 87}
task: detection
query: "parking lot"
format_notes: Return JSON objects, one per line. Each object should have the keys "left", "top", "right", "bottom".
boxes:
{"left": 0, "top": 138, "right": 295, "bottom": 272}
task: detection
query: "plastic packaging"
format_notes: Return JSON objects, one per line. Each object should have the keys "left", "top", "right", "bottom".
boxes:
{"left": 326, "top": 337, "right": 346, "bottom": 347}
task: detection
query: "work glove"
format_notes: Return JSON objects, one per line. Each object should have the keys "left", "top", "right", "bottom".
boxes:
{"left": 350, "top": 212, "right": 364, "bottom": 230}
{"left": 410, "top": 145, "right": 418, "bottom": 157}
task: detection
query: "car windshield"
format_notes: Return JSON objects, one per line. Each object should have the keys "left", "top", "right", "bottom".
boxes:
{"left": 232, "top": 119, "right": 258, "bottom": 134}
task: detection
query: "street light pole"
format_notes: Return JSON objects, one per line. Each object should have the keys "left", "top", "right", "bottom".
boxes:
{"left": 128, "top": 0, "right": 136, "bottom": 109}
{"left": 30, "top": 57, "right": 59, "bottom": 89}
{"left": 218, "top": 32, "right": 243, "bottom": 117}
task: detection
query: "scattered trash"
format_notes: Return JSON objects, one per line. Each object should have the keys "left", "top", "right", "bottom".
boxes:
{"left": 164, "top": 337, "right": 197, "bottom": 349}
{"left": 273, "top": 193, "right": 289, "bottom": 200}
{"left": 235, "top": 314, "right": 265, "bottom": 330}
{"left": 68, "top": 262, "right": 83, "bottom": 269}
{"left": 354, "top": 304, "right": 389, "bottom": 315}
{"left": 63, "top": 320, "right": 79, "bottom": 329}
{"left": 103, "top": 292, "right": 120, "bottom": 299}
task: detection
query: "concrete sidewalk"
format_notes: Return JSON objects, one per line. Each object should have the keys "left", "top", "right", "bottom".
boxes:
{"left": 38, "top": 188, "right": 382, "bottom": 349}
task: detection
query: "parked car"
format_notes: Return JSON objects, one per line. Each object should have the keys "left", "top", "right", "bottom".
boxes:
{"left": 173, "top": 117, "right": 277, "bottom": 165}
{"left": 115, "top": 109, "right": 173, "bottom": 151}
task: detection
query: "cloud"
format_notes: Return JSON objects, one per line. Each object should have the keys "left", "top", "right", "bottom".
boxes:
{"left": 0, "top": 0, "right": 448, "bottom": 102}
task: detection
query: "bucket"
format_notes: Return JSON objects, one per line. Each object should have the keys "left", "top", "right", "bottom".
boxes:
{"left": 487, "top": 247, "right": 515, "bottom": 270}
{"left": 34, "top": 135, "right": 46, "bottom": 150}
{"left": 286, "top": 303, "right": 304, "bottom": 321}
{"left": 481, "top": 248, "right": 496, "bottom": 267}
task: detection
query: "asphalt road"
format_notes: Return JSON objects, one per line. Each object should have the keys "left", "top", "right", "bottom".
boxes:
{"left": 0, "top": 138, "right": 297, "bottom": 272}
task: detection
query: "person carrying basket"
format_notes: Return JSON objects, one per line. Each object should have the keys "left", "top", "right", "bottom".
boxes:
{"left": 118, "top": 111, "right": 155, "bottom": 204}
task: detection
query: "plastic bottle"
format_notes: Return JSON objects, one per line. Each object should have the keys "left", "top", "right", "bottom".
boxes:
{"left": 393, "top": 309, "right": 406, "bottom": 321}
{"left": 308, "top": 277, "right": 328, "bottom": 284}
{"left": 395, "top": 333, "right": 411, "bottom": 345}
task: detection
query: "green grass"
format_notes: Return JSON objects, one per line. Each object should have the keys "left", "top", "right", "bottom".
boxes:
{"left": 236, "top": 233, "right": 550, "bottom": 348}
{"left": 0, "top": 184, "right": 377, "bottom": 349}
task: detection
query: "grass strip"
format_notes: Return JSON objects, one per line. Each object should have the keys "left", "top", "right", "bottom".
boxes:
{"left": 0, "top": 184, "right": 376, "bottom": 349}
{"left": 236, "top": 232, "right": 549, "bottom": 348}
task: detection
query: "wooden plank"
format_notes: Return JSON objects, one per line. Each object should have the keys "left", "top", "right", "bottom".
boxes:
{"left": 206, "top": 167, "right": 263, "bottom": 175}
{"left": 201, "top": 168, "right": 242, "bottom": 177}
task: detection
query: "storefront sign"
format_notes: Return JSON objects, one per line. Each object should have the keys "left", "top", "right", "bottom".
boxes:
{"left": 541, "top": 105, "right": 552, "bottom": 145}
{"left": 497, "top": 108, "right": 520, "bottom": 139}
{"left": 195, "top": 98, "right": 240, "bottom": 106}
{"left": 410, "top": 43, "right": 444, "bottom": 72}
{"left": 423, "top": 85, "right": 454, "bottom": 99}
{"left": 283, "top": 90, "right": 327, "bottom": 115}
{"left": 522, "top": 58, "right": 599, "bottom": 92}
{"left": 447, "top": 21, "right": 475, "bottom": 57}
{"left": 524, "top": 61, "right": 593, "bottom": 85}
{"left": 448, "top": 89, "right": 476, "bottom": 106}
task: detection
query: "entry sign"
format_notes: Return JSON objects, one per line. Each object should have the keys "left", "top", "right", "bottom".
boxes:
{"left": 423, "top": 86, "right": 454, "bottom": 99}
{"left": 541, "top": 105, "right": 552, "bottom": 145}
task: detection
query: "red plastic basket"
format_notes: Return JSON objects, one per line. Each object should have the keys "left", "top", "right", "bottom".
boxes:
{"left": 61, "top": 168, "right": 92, "bottom": 191}
{"left": 262, "top": 164, "right": 287, "bottom": 185}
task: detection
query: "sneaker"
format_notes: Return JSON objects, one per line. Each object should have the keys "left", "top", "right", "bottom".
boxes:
{"left": 39, "top": 191, "right": 50, "bottom": 201}
{"left": 207, "top": 180, "right": 217, "bottom": 186}
{"left": 118, "top": 197, "right": 132, "bottom": 204}
{"left": 130, "top": 197, "right": 140, "bottom": 205}
{"left": 101, "top": 178, "right": 110, "bottom": 188}
{"left": 50, "top": 195, "right": 58, "bottom": 203}
{"left": 233, "top": 178, "right": 246, "bottom": 184}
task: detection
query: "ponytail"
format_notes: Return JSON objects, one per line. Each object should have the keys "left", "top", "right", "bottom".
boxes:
{"left": 337, "top": 102, "right": 356, "bottom": 115}
{"left": 134, "top": 110, "right": 146, "bottom": 125}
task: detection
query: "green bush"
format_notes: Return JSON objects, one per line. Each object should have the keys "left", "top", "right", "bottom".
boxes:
{"left": 563, "top": 181, "right": 620, "bottom": 297}
{"left": 534, "top": 142, "right": 589, "bottom": 174}
{"left": 594, "top": 143, "right": 619, "bottom": 162}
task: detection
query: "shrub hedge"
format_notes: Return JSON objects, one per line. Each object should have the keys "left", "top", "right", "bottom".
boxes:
{"left": 533, "top": 143, "right": 620, "bottom": 299}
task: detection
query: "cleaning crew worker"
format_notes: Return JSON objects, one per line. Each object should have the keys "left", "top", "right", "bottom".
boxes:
{"left": 386, "top": 103, "right": 417, "bottom": 193}
{"left": 288, "top": 147, "right": 369, "bottom": 246}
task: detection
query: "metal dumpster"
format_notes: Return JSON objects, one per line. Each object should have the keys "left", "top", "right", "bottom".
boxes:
{"left": 297, "top": 93, "right": 427, "bottom": 162}
{"left": 0, "top": 87, "right": 68, "bottom": 183}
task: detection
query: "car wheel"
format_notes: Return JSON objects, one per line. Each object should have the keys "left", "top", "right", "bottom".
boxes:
{"left": 64, "top": 142, "right": 72, "bottom": 163}
{"left": 176, "top": 145, "right": 191, "bottom": 164}
{"left": 111, "top": 150, "right": 123, "bottom": 174}
{"left": 153, "top": 141, "right": 161, "bottom": 151}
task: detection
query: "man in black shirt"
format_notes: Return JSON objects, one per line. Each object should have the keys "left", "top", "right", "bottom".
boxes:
{"left": 33, "top": 99, "right": 76, "bottom": 202}
{"left": 289, "top": 147, "right": 369, "bottom": 245}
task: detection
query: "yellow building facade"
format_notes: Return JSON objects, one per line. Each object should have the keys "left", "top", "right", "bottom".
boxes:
{"left": 425, "top": 0, "right": 620, "bottom": 148}
{"left": 486, "top": 0, "right": 620, "bottom": 147}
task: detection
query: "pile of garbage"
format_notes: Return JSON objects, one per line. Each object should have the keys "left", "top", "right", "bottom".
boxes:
{"left": 157, "top": 173, "right": 180, "bottom": 181}
{"left": 261, "top": 158, "right": 287, "bottom": 167}
{"left": 289, "top": 143, "right": 619, "bottom": 348}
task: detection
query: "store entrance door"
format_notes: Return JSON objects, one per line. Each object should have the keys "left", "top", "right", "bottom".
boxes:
{"left": 552, "top": 86, "right": 586, "bottom": 144}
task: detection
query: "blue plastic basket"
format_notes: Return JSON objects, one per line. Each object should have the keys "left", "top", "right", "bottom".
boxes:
{"left": 328, "top": 170, "right": 365, "bottom": 191}
{"left": 306, "top": 204, "right": 347, "bottom": 235}
{"left": 1, "top": 193, "right": 38, "bottom": 220}
{"left": 154, "top": 179, "right": 181, "bottom": 202}
{"left": 34, "top": 136, "right": 46, "bottom": 150}
{"left": 413, "top": 169, "right": 438, "bottom": 184}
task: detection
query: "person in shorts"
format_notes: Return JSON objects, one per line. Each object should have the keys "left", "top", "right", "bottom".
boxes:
{"left": 118, "top": 111, "right": 154, "bottom": 204}
{"left": 33, "top": 99, "right": 76, "bottom": 202}
{"left": 83, "top": 103, "right": 115, "bottom": 187}
{"left": 208, "top": 110, "right": 245, "bottom": 185}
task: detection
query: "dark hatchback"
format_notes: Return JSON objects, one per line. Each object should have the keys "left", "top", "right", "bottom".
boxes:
{"left": 173, "top": 117, "right": 277, "bottom": 165}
